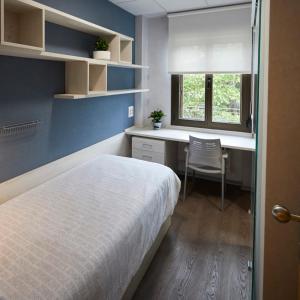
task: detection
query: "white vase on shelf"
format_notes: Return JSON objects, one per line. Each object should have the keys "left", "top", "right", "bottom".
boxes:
{"left": 93, "top": 51, "right": 111, "bottom": 60}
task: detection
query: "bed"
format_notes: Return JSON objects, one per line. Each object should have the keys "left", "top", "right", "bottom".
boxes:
{"left": 0, "top": 155, "right": 180, "bottom": 300}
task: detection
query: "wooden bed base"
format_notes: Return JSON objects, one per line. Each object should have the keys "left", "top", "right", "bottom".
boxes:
{"left": 122, "top": 216, "right": 172, "bottom": 300}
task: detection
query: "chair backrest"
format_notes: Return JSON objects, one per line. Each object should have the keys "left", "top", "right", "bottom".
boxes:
{"left": 187, "top": 136, "right": 222, "bottom": 170}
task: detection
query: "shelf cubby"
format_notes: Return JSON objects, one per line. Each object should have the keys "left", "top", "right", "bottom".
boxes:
{"left": 65, "top": 61, "right": 88, "bottom": 95}
{"left": 104, "top": 34, "right": 120, "bottom": 62}
{"left": 1, "top": 0, "right": 44, "bottom": 50}
{"left": 89, "top": 63, "right": 107, "bottom": 93}
{"left": 120, "top": 38, "right": 132, "bottom": 64}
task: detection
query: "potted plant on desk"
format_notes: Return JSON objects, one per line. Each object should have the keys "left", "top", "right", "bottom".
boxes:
{"left": 149, "top": 109, "right": 165, "bottom": 130}
{"left": 93, "top": 37, "right": 110, "bottom": 60}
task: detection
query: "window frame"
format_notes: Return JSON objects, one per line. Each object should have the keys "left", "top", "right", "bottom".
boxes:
{"left": 171, "top": 74, "right": 252, "bottom": 132}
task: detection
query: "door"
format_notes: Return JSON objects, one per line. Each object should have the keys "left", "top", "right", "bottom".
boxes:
{"left": 258, "top": 0, "right": 300, "bottom": 299}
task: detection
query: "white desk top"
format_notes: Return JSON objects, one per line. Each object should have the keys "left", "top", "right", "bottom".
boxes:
{"left": 125, "top": 127, "right": 256, "bottom": 152}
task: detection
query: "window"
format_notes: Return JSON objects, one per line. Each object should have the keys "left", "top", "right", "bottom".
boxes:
{"left": 171, "top": 73, "right": 251, "bottom": 132}
{"left": 181, "top": 74, "right": 206, "bottom": 121}
{"left": 212, "top": 74, "right": 241, "bottom": 124}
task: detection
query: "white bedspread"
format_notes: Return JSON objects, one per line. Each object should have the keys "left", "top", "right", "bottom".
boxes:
{"left": 0, "top": 155, "right": 180, "bottom": 300}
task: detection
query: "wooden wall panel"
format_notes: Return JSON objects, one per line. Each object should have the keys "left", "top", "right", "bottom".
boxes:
{"left": 263, "top": 1, "right": 300, "bottom": 299}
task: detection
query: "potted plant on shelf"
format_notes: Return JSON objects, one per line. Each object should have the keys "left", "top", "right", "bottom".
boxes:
{"left": 149, "top": 109, "right": 165, "bottom": 130}
{"left": 93, "top": 37, "right": 110, "bottom": 60}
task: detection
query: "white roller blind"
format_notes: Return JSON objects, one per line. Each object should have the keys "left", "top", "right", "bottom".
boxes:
{"left": 168, "top": 5, "right": 252, "bottom": 74}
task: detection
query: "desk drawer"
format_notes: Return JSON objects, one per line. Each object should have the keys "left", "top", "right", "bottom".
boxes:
{"left": 132, "top": 149, "right": 165, "bottom": 165}
{"left": 132, "top": 137, "right": 165, "bottom": 154}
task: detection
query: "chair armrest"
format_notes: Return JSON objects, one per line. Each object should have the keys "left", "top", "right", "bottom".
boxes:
{"left": 222, "top": 152, "right": 228, "bottom": 159}
{"left": 221, "top": 152, "right": 228, "bottom": 174}
{"left": 184, "top": 145, "right": 189, "bottom": 153}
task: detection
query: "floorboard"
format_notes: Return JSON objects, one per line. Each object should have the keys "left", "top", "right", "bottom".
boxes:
{"left": 133, "top": 179, "right": 252, "bottom": 300}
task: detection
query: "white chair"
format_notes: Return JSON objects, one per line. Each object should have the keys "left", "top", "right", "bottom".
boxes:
{"left": 183, "top": 136, "right": 228, "bottom": 210}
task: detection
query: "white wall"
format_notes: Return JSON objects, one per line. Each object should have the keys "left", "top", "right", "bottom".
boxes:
{"left": 135, "top": 16, "right": 149, "bottom": 127}
{"left": 135, "top": 16, "right": 171, "bottom": 127}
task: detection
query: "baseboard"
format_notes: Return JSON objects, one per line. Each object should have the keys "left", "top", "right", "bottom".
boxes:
{"left": 0, "top": 131, "right": 130, "bottom": 204}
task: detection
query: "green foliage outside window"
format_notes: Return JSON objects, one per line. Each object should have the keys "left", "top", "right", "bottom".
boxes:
{"left": 213, "top": 74, "right": 241, "bottom": 124}
{"left": 181, "top": 73, "right": 241, "bottom": 124}
{"left": 181, "top": 74, "right": 205, "bottom": 120}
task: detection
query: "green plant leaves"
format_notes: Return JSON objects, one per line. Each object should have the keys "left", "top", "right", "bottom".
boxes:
{"left": 149, "top": 110, "right": 165, "bottom": 123}
{"left": 95, "top": 38, "right": 109, "bottom": 51}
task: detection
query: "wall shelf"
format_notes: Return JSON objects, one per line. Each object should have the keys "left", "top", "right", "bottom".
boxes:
{"left": 0, "top": 0, "right": 149, "bottom": 99}
{"left": 54, "top": 89, "right": 150, "bottom": 100}
{"left": 0, "top": 47, "right": 148, "bottom": 68}
{"left": 44, "top": 2, "right": 128, "bottom": 39}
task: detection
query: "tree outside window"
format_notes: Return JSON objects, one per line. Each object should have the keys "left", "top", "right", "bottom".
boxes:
{"left": 171, "top": 73, "right": 251, "bottom": 132}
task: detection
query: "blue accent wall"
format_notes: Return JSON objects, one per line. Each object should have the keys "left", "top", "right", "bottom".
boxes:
{"left": 0, "top": 0, "right": 135, "bottom": 182}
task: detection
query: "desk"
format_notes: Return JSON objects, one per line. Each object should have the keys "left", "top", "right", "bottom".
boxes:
{"left": 125, "top": 127, "right": 256, "bottom": 152}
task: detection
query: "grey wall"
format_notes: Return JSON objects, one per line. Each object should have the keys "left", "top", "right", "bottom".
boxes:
{"left": 0, "top": 0, "right": 135, "bottom": 182}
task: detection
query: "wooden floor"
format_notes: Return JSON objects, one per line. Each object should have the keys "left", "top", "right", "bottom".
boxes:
{"left": 133, "top": 179, "right": 252, "bottom": 300}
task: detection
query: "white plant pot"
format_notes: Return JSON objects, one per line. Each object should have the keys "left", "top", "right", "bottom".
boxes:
{"left": 153, "top": 122, "right": 162, "bottom": 130}
{"left": 93, "top": 51, "right": 111, "bottom": 60}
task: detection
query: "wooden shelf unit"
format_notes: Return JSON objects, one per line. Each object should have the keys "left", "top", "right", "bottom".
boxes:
{"left": 89, "top": 63, "right": 107, "bottom": 93}
{"left": 105, "top": 35, "right": 120, "bottom": 62}
{"left": 0, "top": 0, "right": 149, "bottom": 99}
{"left": 1, "top": 0, "right": 44, "bottom": 50}
{"left": 120, "top": 37, "right": 132, "bottom": 64}
{"left": 65, "top": 61, "right": 88, "bottom": 95}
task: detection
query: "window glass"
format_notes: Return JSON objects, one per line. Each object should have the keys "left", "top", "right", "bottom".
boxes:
{"left": 212, "top": 74, "right": 241, "bottom": 124}
{"left": 180, "top": 74, "right": 205, "bottom": 121}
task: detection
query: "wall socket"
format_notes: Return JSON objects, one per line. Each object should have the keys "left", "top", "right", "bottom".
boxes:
{"left": 128, "top": 106, "right": 134, "bottom": 118}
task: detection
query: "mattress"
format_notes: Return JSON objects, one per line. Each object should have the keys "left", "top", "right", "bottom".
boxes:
{"left": 0, "top": 155, "right": 181, "bottom": 300}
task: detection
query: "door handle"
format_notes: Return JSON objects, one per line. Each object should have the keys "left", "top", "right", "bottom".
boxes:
{"left": 272, "top": 205, "right": 300, "bottom": 223}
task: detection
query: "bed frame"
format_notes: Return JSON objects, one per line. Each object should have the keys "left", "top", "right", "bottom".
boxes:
{"left": 123, "top": 216, "right": 171, "bottom": 300}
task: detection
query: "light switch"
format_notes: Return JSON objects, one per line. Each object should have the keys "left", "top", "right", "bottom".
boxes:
{"left": 128, "top": 106, "right": 134, "bottom": 118}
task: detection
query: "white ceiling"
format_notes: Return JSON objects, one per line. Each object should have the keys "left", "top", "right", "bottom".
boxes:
{"left": 109, "top": 0, "right": 251, "bottom": 16}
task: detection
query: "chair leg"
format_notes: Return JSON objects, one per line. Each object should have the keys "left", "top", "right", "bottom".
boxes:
{"left": 183, "top": 166, "right": 188, "bottom": 201}
{"left": 224, "top": 172, "right": 227, "bottom": 193}
{"left": 192, "top": 170, "right": 196, "bottom": 189}
{"left": 221, "top": 173, "right": 225, "bottom": 211}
